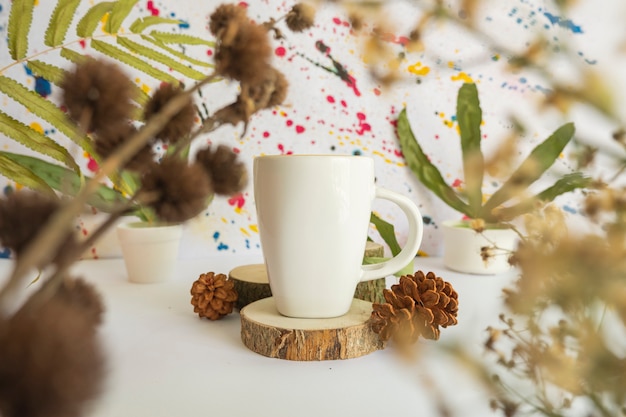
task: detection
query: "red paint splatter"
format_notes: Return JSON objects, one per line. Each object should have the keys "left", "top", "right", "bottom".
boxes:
{"left": 228, "top": 193, "right": 245, "bottom": 209}
{"left": 206, "top": 49, "right": 213, "bottom": 56}
{"left": 355, "top": 112, "right": 371, "bottom": 135}
{"left": 332, "top": 17, "right": 342, "bottom": 25}
{"left": 452, "top": 179, "right": 463, "bottom": 188}
{"left": 232, "top": 147, "right": 240, "bottom": 154}
{"left": 286, "top": 120, "right": 293, "bottom": 127}
{"left": 82, "top": 228, "right": 88, "bottom": 237}
{"left": 91, "top": 247, "right": 99, "bottom": 260}
{"left": 79, "top": 39, "right": 86, "bottom": 49}
{"left": 344, "top": 75, "right": 361, "bottom": 97}
{"left": 394, "top": 149, "right": 402, "bottom": 157}
{"left": 356, "top": 112, "right": 366, "bottom": 121}
{"left": 238, "top": 1, "right": 248, "bottom": 7}
{"left": 373, "top": 88, "right": 381, "bottom": 96}
{"left": 275, "top": 46, "right": 286, "bottom": 57}
{"left": 87, "top": 157, "right": 98, "bottom": 172}
{"left": 262, "top": 131, "right": 270, "bottom": 138}
{"left": 277, "top": 144, "right": 293, "bottom": 155}
{"left": 295, "top": 125, "right": 305, "bottom": 134}
{"left": 147, "top": 1, "right": 160, "bottom": 16}
{"left": 340, "top": 100, "right": 347, "bottom": 108}
{"left": 326, "top": 95, "right": 335, "bottom": 104}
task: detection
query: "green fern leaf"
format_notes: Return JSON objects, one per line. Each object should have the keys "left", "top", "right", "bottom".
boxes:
{"left": 106, "top": 0, "right": 139, "bottom": 34}
{"left": 60, "top": 47, "right": 89, "bottom": 64}
{"left": 45, "top": 0, "right": 82, "bottom": 47}
{"left": 0, "top": 111, "right": 80, "bottom": 174}
{"left": 8, "top": 0, "right": 35, "bottom": 60}
{"left": 130, "top": 16, "right": 183, "bottom": 33}
{"left": 91, "top": 40, "right": 179, "bottom": 84}
{"left": 142, "top": 35, "right": 213, "bottom": 68}
{"left": 0, "top": 152, "right": 132, "bottom": 212}
{"left": 0, "top": 153, "right": 55, "bottom": 195}
{"left": 0, "top": 75, "right": 95, "bottom": 156}
{"left": 76, "top": 1, "right": 114, "bottom": 37}
{"left": 149, "top": 31, "right": 216, "bottom": 47}
{"left": 117, "top": 37, "right": 207, "bottom": 80}
{"left": 26, "top": 60, "right": 67, "bottom": 85}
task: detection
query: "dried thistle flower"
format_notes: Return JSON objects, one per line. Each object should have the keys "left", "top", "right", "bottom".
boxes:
{"left": 61, "top": 58, "right": 135, "bottom": 133}
{"left": 209, "top": 3, "right": 248, "bottom": 38}
{"left": 0, "top": 292, "right": 105, "bottom": 417}
{"left": 95, "top": 124, "right": 155, "bottom": 173}
{"left": 195, "top": 145, "right": 248, "bottom": 196}
{"left": 285, "top": 3, "right": 316, "bottom": 32}
{"left": 0, "top": 191, "right": 75, "bottom": 265}
{"left": 56, "top": 277, "right": 106, "bottom": 327}
{"left": 143, "top": 83, "right": 196, "bottom": 144}
{"left": 214, "top": 19, "right": 273, "bottom": 86}
{"left": 140, "top": 157, "right": 212, "bottom": 223}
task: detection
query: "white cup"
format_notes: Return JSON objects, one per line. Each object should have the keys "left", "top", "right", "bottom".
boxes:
{"left": 253, "top": 155, "right": 424, "bottom": 318}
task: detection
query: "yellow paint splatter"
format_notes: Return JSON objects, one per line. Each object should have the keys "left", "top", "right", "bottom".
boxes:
{"left": 249, "top": 224, "right": 259, "bottom": 233}
{"left": 240, "top": 227, "right": 250, "bottom": 237}
{"left": 234, "top": 207, "right": 243, "bottom": 215}
{"left": 451, "top": 72, "right": 474, "bottom": 83}
{"left": 221, "top": 217, "right": 228, "bottom": 224}
{"left": 29, "top": 122, "right": 44, "bottom": 134}
{"left": 447, "top": 61, "right": 455, "bottom": 69}
{"left": 407, "top": 62, "right": 430, "bottom": 76}
{"left": 417, "top": 250, "right": 429, "bottom": 257}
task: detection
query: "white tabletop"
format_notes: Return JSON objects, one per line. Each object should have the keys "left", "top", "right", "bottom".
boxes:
{"left": 0, "top": 256, "right": 517, "bottom": 417}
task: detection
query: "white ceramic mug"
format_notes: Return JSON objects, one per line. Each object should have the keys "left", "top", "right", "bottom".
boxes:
{"left": 253, "top": 155, "right": 424, "bottom": 318}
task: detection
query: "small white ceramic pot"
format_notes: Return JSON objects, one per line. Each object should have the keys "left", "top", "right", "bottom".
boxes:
{"left": 441, "top": 220, "right": 518, "bottom": 275}
{"left": 116, "top": 222, "right": 183, "bottom": 283}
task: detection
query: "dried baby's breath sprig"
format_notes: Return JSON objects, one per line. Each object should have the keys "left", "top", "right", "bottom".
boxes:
{"left": 144, "top": 83, "right": 196, "bottom": 144}
{"left": 95, "top": 124, "right": 155, "bottom": 173}
{"left": 285, "top": 3, "right": 316, "bottom": 32}
{"left": 61, "top": 58, "right": 135, "bottom": 133}
{"left": 195, "top": 145, "right": 248, "bottom": 196}
{"left": 0, "top": 191, "right": 76, "bottom": 267}
{"left": 0, "top": 290, "right": 105, "bottom": 417}
{"left": 139, "top": 157, "right": 213, "bottom": 223}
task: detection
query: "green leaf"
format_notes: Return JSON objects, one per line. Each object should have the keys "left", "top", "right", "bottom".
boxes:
{"left": 482, "top": 122, "right": 576, "bottom": 220}
{"left": 130, "top": 16, "right": 184, "bottom": 33}
{"left": 0, "top": 153, "right": 55, "bottom": 195}
{"left": 106, "top": 0, "right": 139, "bottom": 34}
{"left": 494, "top": 172, "right": 592, "bottom": 221}
{"left": 142, "top": 35, "right": 214, "bottom": 68}
{"left": 26, "top": 60, "right": 67, "bottom": 85}
{"left": 76, "top": 1, "right": 114, "bottom": 37}
{"left": 370, "top": 212, "right": 402, "bottom": 256}
{"left": 45, "top": 0, "right": 82, "bottom": 47}
{"left": 397, "top": 108, "right": 471, "bottom": 216}
{"left": 0, "top": 111, "right": 80, "bottom": 174}
{"left": 149, "top": 31, "right": 216, "bottom": 47}
{"left": 91, "top": 40, "right": 179, "bottom": 84}
{"left": 8, "top": 0, "right": 35, "bottom": 59}
{"left": 0, "top": 75, "right": 95, "bottom": 156}
{"left": 60, "top": 47, "right": 90, "bottom": 64}
{"left": 457, "top": 83, "right": 484, "bottom": 217}
{"left": 117, "top": 37, "right": 207, "bottom": 80}
{"left": 0, "top": 152, "right": 132, "bottom": 212}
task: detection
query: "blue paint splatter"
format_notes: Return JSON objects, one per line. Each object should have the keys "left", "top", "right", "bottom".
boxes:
{"left": 245, "top": 239, "right": 250, "bottom": 249}
{"left": 543, "top": 12, "right": 583, "bottom": 34}
{"left": 0, "top": 248, "right": 11, "bottom": 259}
{"left": 217, "top": 242, "right": 229, "bottom": 251}
{"left": 34, "top": 77, "right": 52, "bottom": 97}
{"left": 563, "top": 205, "right": 577, "bottom": 214}
{"left": 212, "top": 231, "right": 220, "bottom": 241}
{"left": 178, "top": 20, "right": 190, "bottom": 29}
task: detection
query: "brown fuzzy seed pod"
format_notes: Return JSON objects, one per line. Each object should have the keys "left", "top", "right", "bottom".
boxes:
{"left": 140, "top": 157, "right": 213, "bottom": 223}
{"left": 209, "top": 3, "right": 248, "bottom": 36}
{"left": 143, "top": 83, "right": 196, "bottom": 144}
{"left": 195, "top": 145, "right": 248, "bottom": 196}
{"left": 285, "top": 3, "right": 316, "bottom": 32}
{"left": 94, "top": 124, "right": 155, "bottom": 173}
{"left": 61, "top": 58, "right": 135, "bottom": 133}
{"left": 0, "top": 292, "right": 105, "bottom": 417}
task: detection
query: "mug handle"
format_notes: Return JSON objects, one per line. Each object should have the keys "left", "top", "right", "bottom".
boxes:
{"left": 360, "top": 187, "right": 423, "bottom": 282}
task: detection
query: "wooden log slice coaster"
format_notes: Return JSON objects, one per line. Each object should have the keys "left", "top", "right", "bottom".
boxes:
{"left": 240, "top": 297, "right": 385, "bottom": 361}
{"left": 229, "top": 264, "right": 272, "bottom": 310}
{"left": 229, "top": 242, "right": 387, "bottom": 309}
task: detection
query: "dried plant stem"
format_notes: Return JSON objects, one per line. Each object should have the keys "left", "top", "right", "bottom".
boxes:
{"left": 0, "top": 72, "right": 218, "bottom": 307}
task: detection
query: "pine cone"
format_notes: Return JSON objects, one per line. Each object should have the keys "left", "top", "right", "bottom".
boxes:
{"left": 370, "top": 271, "right": 459, "bottom": 345}
{"left": 190, "top": 272, "right": 238, "bottom": 320}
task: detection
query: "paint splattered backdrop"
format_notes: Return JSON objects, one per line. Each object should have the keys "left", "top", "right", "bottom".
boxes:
{"left": 0, "top": 0, "right": 621, "bottom": 259}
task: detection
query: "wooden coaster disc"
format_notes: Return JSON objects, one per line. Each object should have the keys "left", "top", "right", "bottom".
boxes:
{"left": 240, "top": 297, "right": 385, "bottom": 361}
{"left": 229, "top": 242, "right": 387, "bottom": 309}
